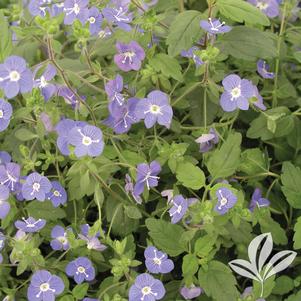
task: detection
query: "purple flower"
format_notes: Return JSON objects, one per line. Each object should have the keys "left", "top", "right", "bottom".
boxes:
{"left": 0, "top": 163, "right": 21, "bottom": 192}
{"left": 133, "top": 161, "right": 161, "bottom": 196}
{"left": 40, "top": 112, "right": 54, "bottom": 132}
{"left": 57, "top": 86, "right": 84, "bottom": 109}
{"left": 0, "top": 99, "right": 12, "bottom": 131}
{"left": 251, "top": 85, "right": 267, "bottom": 111}
{"left": 135, "top": 91, "right": 173, "bottom": 129}
{"left": 63, "top": 0, "right": 89, "bottom": 24}
{"left": 78, "top": 224, "right": 106, "bottom": 251}
{"left": 0, "top": 232, "right": 5, "bottom": 250}
{"left": 144, "top": 246, "right": 174, "bottom": 274}
{"left": 28, "top": 0, "right": 52, "bottom": 17}
{"left": 248, "top": 0, "right": 279, "bottom": 18}
{"left": 195, "top": 128, "right": 219, "bottom": 153}
{"left": 181, "top": 47, "right": 204, "bottom": 67}
{"left": 129, "top": 273, "right": 165, "bottom": 301}
{"left": 104, "top": 98, "right": 139, "bottom": 134}
{"left": 34, "top": 64, "right": 57, "bottom": 101}
{"left": 105, "top": 74, "right": 125, "bottom": 112}
{"left": 0, "top": 184, "right": 10, "bottom": 219}
{"left": 180, "top": 286, "right": 203, "bottom": 300}
{"left": 66, "top": 257, "right": 95, "bottom": 284}
{"left": 114, "top": 41, "right": 145, "bottom": 72}
{"left": 249, "top": 188, "right": 270, "bottom": 212}
{"left": 46, "top": 181, "right": 67, "bottom": 207}
{"left": 15, "top": 217, "right": 46, "bottom": 233}
{"left": 169, "top": 195, "right": 188, "bottom": 224}
{"left": 83, "top": 298, "right": 99, "bottom": 301}
{"left": 214, "top": 187, "right": 237, "bottom": 215}
{"left": 0, "top": 253, "right": 2, "bottom": 263}
{"left": 27, "top": 270, "right": 64, "bottom": 301}
{"left": 102, "top": 0, "right": 133, "bottom": 31}
{"left": 161, "top": 189, "right": 174, "bottom": 204}
{"left": 125, "top": 174, "right": 143, "bottom": 204}
{"left": 22, "top": 172, "right": 51, "bottom": 201}
{"left": 220, "top": 74, "right": 254, "bottom": 112}
{"left": 0, "top": 56, "right": 33, "bottom": 99}
{"left": 87, "top": 7, "right": 102, "bottom": 36}
{"left": 200, "top": 18, "right": 232, "bottom": 34}
{"left": 52, "top": 2, "right": 65, "bottom": 16}
{"left": 257, "top": 60, "right": 275, "bottom": 79}
{"left": 0, "top": 151, "right": 11, "bottom": 164}
{"left": 50, "top": 225, "right": 70, "bottom": 251}
{"left": 69, "top": 124, "right": 104, "bottom": 158}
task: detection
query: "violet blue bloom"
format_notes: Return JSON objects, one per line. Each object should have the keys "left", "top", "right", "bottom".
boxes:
{"left": 105, "top": 74, "right": 125, "bottom": 113}
{"left": 21, "top": 172, "right": 52, "bottom": 201}
{"left": 50, "top": 225, "right": 70, "bottom": 251}
{"left": 161, "top": 189, "right": 173, "bottom": 204}
{"left": 125, "top": 174, "right": 143, "bottom": 204}
{"left": 214, "top": 188, "right": 237, "bottom": 215}
{"left": 87, "top": 7, "right": 102, "bottom": 36}
{"left": 133, "top": 161, "right": 161, "bottom": 196}
{"left": 114, "top": 41, "right": 145, "bottom": 72}
{"left": 0, "top": 232, "right": 5, "bottom": 250}
{"left": 63, "top": 0, "right": 89, "bottom": 24}
{"left": 257, "top": 60, "right": 275, "bottom": 79}
{"left": 57, "top": 86, "right": 84, "bottom": 109}
{"left": 0, "top": 184, "right": 10, "bottom": 219}
{"left": 0, "top": 254, "right": 2, "bottom": 264}
{"left": 135, "top": 90, "right": 173, "bottom": 129}
{"left": 220, "top": 74, "right": 254, "bottom": 112}
{"left": 66, "top": 257, "right": 95, "bottom": 284}
{"left": 102, "top": 0, "right": 133, "bottom": 31}
{"left": 28, "top": 0, "right": 52, "bottom": 17}
{"left": 97, "top": 27, "right": 112, "bottom": 39}
{"left": 144, "top": 246, "right": 174, "bottom": 274}
{"left": 200, "top": 18, "right": 232, "bottom": 34}
{"left": 241, "top": 287, "right": 265, "bottom": 301}
{"left": 0, "top": 151, "right": 11, "bottom": 165}
{"left": 0, "top": 56, "right": 33, "bottom": 99}
{"left": 46, "top": 181, "right": 67, "bottom": 207}
{"left": 83, "top": 298, "right": 99, "bottom": 301}
{"left": 169, "top": 195, "right": 188, "bottom": 224}
{"left": 34, "top": 64, "right": 57, "bottom": 101}
{"left": 248, "top": 0, "right": 279, "bottom": 18}
{"left": 180, "top": 286, "right": 203, "bottom": 300}
{"left": 15, "top": 217, "right": 46, "bottom": 233}
{"left": 0, "top": 163, "right": 21, "bottom": 192}
{"left": 52, "top": 2, "right": 65, "bottom": 16}
{"left": 195, "top": 128, "right": 219, "bottom": 153}
{"left": 129, "top": 273, "right": 165, "bottom": 301}
{"left": 249, "top": 188, "right": 270, "bottom": 212}
{"left": 181, "top": 47, "right": 204, "bottom": 67}
{"left": 40, "top": 112, "right": 54, "bottom": 132}
{"left": 27, "top": 270, "right": 64, "bottom": 301}
{"left": 251, "top": 85, "right": 267, "bottom": 111}
{"left": 68, "top": 124, "right": 104, "bottom": 158}
{"left": 78, "top": 224, "right": 106, "bottom": 251}
{"left": 0, "top": 99, "right": 12, "bottom": 132}
{"left": 104, "top": 98, "right": 139, "bottom": 134}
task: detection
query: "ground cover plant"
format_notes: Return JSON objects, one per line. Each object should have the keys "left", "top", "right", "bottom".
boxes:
{"left": 0, "top": 0, "right": 301, "bottom": 300}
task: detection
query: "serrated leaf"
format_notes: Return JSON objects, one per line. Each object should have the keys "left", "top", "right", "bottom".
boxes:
{"left": 72, "top": 283, "right": 89, "bottom": 299}
{"left": 124, "top": 205, "right": 142, "bottom": 219}
{"left": 216, "top": 0, "right": 270, "bottom": 26}
{"left": 293, "top": 217, "right": 301, "bottom": 249}
{"left": 207, "top": 132, "right": 242, "bottom": 179}
{"left": 166, "top": 11, "right": 202, "bottom": 57}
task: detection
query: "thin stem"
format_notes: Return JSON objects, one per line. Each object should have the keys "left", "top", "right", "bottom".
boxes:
{"left": 172, "top": 82, "right": 202, "bottom": 106}
{"left": 203, "top": 87, "right": 207, "bottom": 129}
{"left": 178, "top": 0, "right": 184, "bottom": 12}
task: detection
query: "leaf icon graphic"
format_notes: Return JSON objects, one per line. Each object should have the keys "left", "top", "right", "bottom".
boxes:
{"left": 229, "top": 232, "right": 296, "bottom": 297}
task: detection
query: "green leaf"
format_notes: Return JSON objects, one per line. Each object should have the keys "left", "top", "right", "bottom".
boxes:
{"left": 150, "top": 53, "right": 183, "bottom": 82}
{"left": 217, "top": 26, "right": 277, "bottom": 61}
{"left": 293, "top": 51, "right": 301, "bottom": 63}
{"left": 273, "top": 276, "right": 294, "bottom": 295}
{"left": 182, "top": 254, "right": 199, "bottom": 280}
{"left": 281, "top": 162, "right": 301, "bottom": 209}
{"left": 15, "top": 128, "right": 38, "bottom": 141}
{"left": 216, "top": 0, "right": 270, "bottom": 26}
{"left": 198, "top": 260, "right": 239, "bottom": 301}
{"left": 207, "top": 132, "right": 242, "bottom": 179}
{"left": 176, "top": 162, "right": 205, "bottom": 190}
{"left": 166, "top": 11, "right": 202, "bottom": 57}
{"left": 124, "top": 206, "right": 142, "bottom": 219}
{"left": 26, "top": 201, "right": 66, "bottom": 221}
{"left": 194, "top": 235, "right": 216, "bottom": 257}
{"left": 72, "top": 283, "right": 89, "bottom": 299}
{"left": 238, "top": 148, "right": 268, "bottom": 175}
{"left": 145, "top": 218, "right": 186, "bottom": 256}
{"left": 293, "top": 216, "right": 301, "bottom": 249}
{"left": 0, "top": 11, "right": 12, "bottom": 62}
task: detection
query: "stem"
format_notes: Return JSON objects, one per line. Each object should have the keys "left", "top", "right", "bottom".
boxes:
{"left": 203, "top": 87, "right": 207, "bottom": 129}
{"left": 178, "top": 0, "right": 184, "bottom": 12}
{"left": 273, "top": 1, "right": 288, "bottom": 108}
{"left": 172, "top": 82, "right": 202, "bottom": 106}
{"left": 260, "top": 280, "right": 264, "bottom": 298}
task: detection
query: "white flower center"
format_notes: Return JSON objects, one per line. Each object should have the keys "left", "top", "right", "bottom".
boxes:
{"left": 122, "top": 51, "right": 136, "bottom": 64}
{"left": 53, "top": 190, "right": 61, "bottom": 197}
{"left": 58, "top": 236, "right": 67, "bottom": 244}
{"left": 150, "top": 104, "right": 161, "bottom": 114}
{"left": 77, "top": 266, "right": 85, "bottom": 273}
{"left": 218, "top": 190, "right": 228, "bottom": 210}
{"left": 153, "top": 257, "right": 161, "bottom": 265}
{"left": 231, "top": 87, "right": 241, "bottom": 99}
{"left": 82, "top": 136, "right": 92, "bottom": 146}
{"left": 73, "top": 3, "right": 80, "bottom": 14}
{"left": 142, "top": 286, "right": 151, "bottom": 295}
{"left": 39, "top": 76, "right": 48, "bottom": 88}
{"left": 32, "top": 182, "right": 40, "bottom": 192}
{"left": 40, "top": 283, "right": 49, "bottom": 292}
{"left": 0, "top": 110, "right": 3, "bottom": 119}
{"left": 9, "top": 71, "right": 20, "bottom": 82}
{"left": 257, "top": 2, "right": 268, "bottom": 10}
{"left": 89, "top": 17, "right": 96, "bottom": 24}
